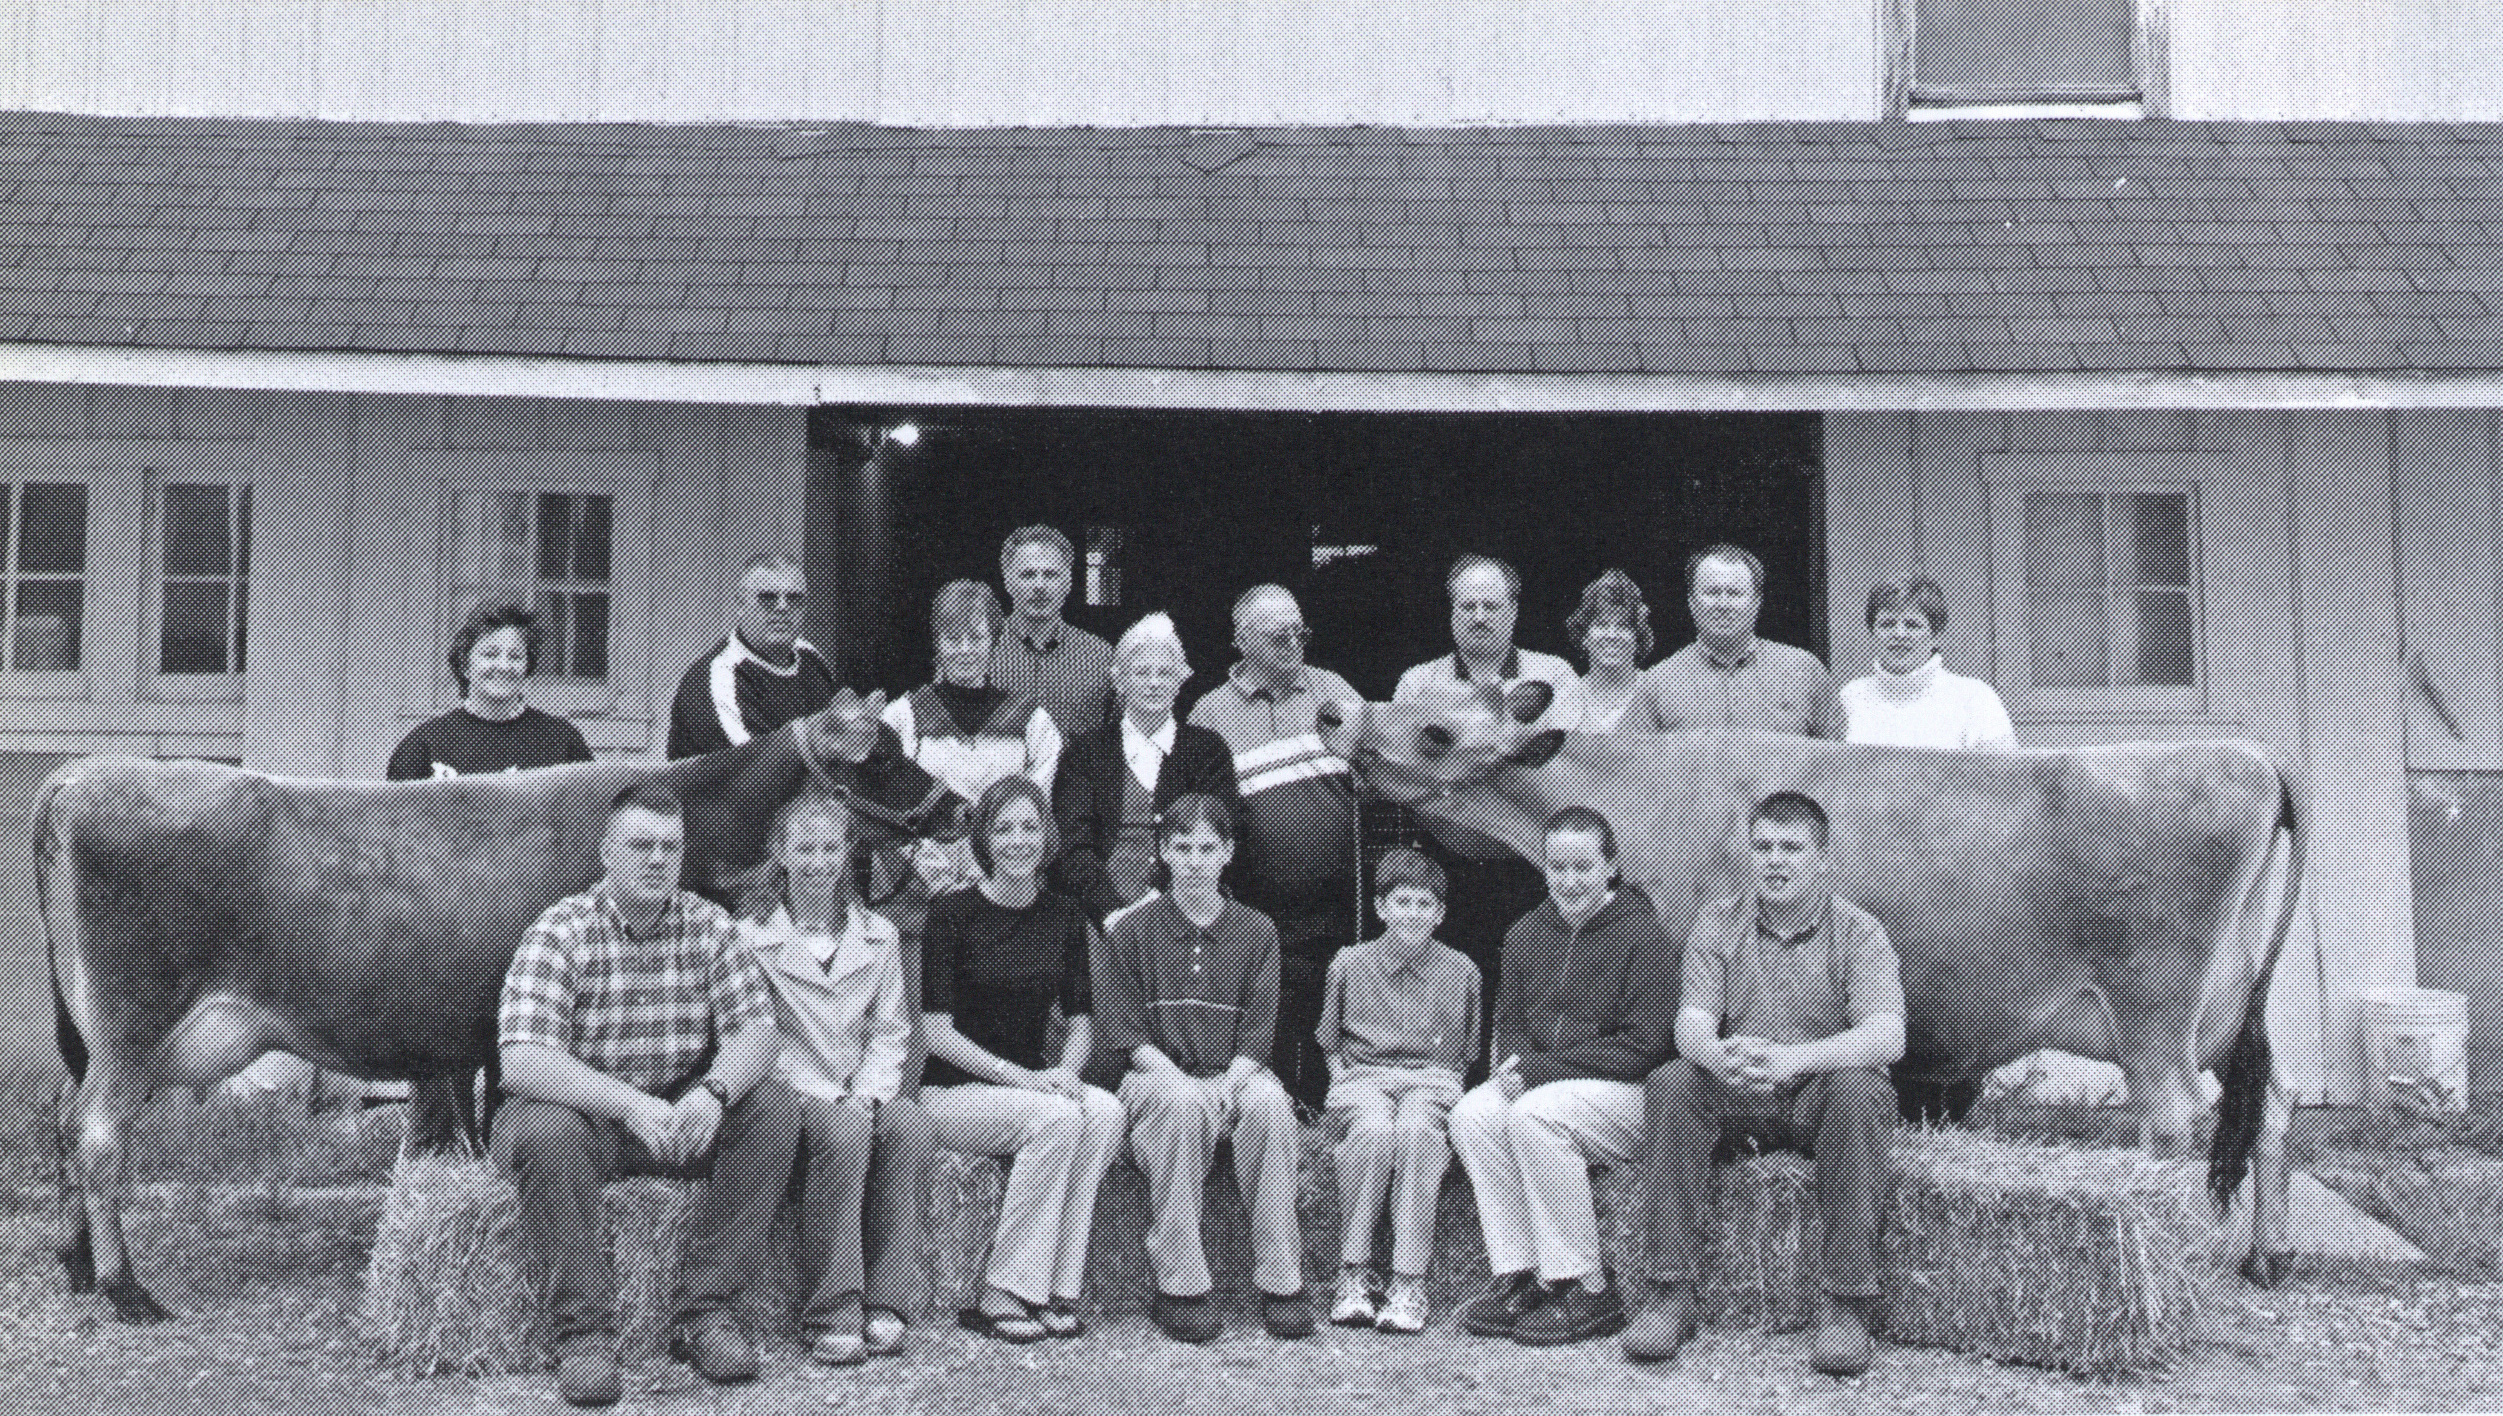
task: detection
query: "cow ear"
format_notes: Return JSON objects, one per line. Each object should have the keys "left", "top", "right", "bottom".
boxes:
{"left": 861, "top": 689, "right": 886, "bottom": 717}
{"left": 831, "top": 710, "right": 880, "bottom": 763}
{"left": 1506, "top": 728, "right": 1567, "bottom": 768}
{"left": 829, "top": 685, "right": 861, "bottom": 715}
{"left": 1505, "top": 680, "right": 1555, "bottom": 724}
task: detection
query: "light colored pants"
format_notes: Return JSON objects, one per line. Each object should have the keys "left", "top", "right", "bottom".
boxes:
{"left": 1326, "top": 1064, "right": 1462, "bottom": 1276}
{"left": 1449, "top": 1076, "right": 1644, "bottom": 1285}
{"left": 1119, "top": 1068, "right": 1306, "bottom": 1299}
{"left": 924, "top": 1082, "right": 1126, "bottom": 1307}
{"left": 795, "top": 1094, "right": 936, "bottom": 1331}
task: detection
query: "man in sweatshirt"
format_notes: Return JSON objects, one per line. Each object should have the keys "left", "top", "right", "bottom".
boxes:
{"left": 1449, "top": 805, "right": 1681, "bottom": 1348}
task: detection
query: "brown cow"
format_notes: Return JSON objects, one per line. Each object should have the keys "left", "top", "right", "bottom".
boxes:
{"left": 43, "top": 690, "right": 962, "bottom": 1323}
{"left": 1319, "top": 684, "right": 2303, "bottom": 1282}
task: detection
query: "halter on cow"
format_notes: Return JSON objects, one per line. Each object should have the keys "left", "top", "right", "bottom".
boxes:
{"left": 1318, "top": 683, "right": 2304, "bottom": 1284}
{"left": 42, "top": 689, "right": 966, "bottom": 1323}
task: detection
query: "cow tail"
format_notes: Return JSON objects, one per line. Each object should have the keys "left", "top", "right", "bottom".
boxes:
{"left": 2208, "top": 749, "right": 2305, "bottom": 1216}
{"left": 33, "top": 770, "right": 85, "bottom": 1084}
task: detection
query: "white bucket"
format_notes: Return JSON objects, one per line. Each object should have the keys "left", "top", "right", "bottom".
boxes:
{"left": 2358, "top": 987, "right": 2469, "bottom": 1113}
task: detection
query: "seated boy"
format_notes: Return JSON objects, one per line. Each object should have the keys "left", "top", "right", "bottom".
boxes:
{"left": 1316, "top": 849, "right": 1481, "bottom": 1333}
{"left": 1093, "top": 792, "right": 1313, "bottom": 1343}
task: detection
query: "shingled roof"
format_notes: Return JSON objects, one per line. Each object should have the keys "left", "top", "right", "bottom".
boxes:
{"left": 0, "top": 110, "right": 2499, "bottom": 376}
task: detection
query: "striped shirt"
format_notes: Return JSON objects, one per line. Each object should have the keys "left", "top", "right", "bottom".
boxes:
{"left": 498, "top": 881, "right": 775, "bottom": 1096}
{"left": 1094, "top": 893, "right": 1280, "bottom": 1079}
{"left": 1187, "top": 662, "right": 1360, "bottom": 928}
{"left": 666, "top": 633, "right": 838, "bottom": 759}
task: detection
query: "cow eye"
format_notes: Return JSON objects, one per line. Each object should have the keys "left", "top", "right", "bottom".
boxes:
{"left": 1418, "top": 724, "right": 1455, "bottom": 757}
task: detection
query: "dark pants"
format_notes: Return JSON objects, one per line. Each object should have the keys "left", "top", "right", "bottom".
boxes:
{"left": 1642, "top": 1060, "right": 1893, "bottom": 1300}
{"left": 491, "top": 1080, "right": 804, "bottom": 1340}
{"left": 794, "top": 1094, "right": 936, "bottom": 1329}
{"left": 1275, "top": 941, "right": 1340, "bottom": 1113}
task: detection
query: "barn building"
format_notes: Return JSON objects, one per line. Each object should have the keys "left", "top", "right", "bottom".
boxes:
{"left": 0, "top": 0, "right": 2499, "bottom": 1104}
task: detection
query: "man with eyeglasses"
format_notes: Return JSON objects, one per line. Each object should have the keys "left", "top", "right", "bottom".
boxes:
{"left": 668, "top": 552, "right": 840, "bottom": 760}
{"left": 1188, "top": 584, "right": 1362, "bottom": 1110}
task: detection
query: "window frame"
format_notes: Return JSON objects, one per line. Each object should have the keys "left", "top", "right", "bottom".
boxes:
{"left": 1887, "top": 0, "right": 2167, "bottom": 117}
{"left": 143, "top": 475, "right": 253, "bottom": 697}
{"left": 409, "top": 450, "right": 656, "bottom": 724}
{"left": 1982, "top": 450, "right": 2219, "bottom": 721}
{"left": 0, "top": 477, "right": 94, "bottom": 692}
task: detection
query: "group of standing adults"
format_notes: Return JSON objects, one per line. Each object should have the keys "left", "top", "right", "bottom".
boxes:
{"left": 396, "top": 520, "right": 2022, "bottom": 1405}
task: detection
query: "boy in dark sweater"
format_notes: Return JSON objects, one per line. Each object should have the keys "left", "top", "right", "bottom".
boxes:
{"left": 1449, "top": 806, "right": 1681, "bottom": 1348}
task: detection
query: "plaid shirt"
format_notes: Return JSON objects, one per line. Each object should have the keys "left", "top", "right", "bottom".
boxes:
{"left": 498, "top": 880, "right": 775, "bottom": 1095}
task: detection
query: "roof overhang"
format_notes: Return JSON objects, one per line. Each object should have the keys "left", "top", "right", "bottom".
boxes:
{"left": 4, "top": 343, "right": 2502, "bottom": 413}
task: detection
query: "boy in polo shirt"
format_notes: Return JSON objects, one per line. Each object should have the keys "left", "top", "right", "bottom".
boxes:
{"left": 1316, "top": 849, "right": 1479, "bottom": 1334}
{"left": 1627, "top": 790, "right": 1904, "bottom": 1379}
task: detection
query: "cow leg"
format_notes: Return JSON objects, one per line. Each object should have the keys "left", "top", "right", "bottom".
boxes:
{"left": 2238, "top": 1078, "right": 2294, "bottom": 1286}
{"left": 2118, "top": 1050, "right": 2203, "bottom": 1161}
{"left": 51, "top": 1071, "right": 93, "bottom": 1292}
{"left": 71, "top": 1056, "right": 168, "bottom": 1323}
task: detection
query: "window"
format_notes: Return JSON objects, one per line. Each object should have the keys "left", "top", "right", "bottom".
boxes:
{"left": 2, "top": 481, "right": 86, "bottom": 672}
{"left": 1985, "top": 452, "right": 2215, "bottom": 718}
{"left": 156, "top": 482, "right": 250, "bottom": 675}
{"left": 2022, "top": 489, "right": 2195, "bottom": 690}
{"left": 1900, "top": 0, "right": 2152, "bottom": 113}
{"left": 444, "top": 488, "right": 613, "bottom": 681}
{"left": 1084, "top": 525, "right": 1123, "bottom": 608}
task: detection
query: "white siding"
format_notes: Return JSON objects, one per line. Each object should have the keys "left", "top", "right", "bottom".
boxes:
{"left": 2172, "top": 0, "right": 2503, "bottom": 120}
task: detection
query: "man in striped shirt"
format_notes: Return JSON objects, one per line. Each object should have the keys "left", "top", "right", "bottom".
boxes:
{"left": 1189, "top": 584, "right": 1362, "bottom": 1111}
{"left": 667, "top": 552, "right": 839, "bottom": 760}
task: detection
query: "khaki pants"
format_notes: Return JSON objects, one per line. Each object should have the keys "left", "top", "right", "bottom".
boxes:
{"left": 1326, "top": 1064, "right": 1462, "bottom": 1276}
{"left": 924, "top": 1082, "right": 1125, "bottom": 1307}
{"left": 1119, "top": 1068, "right": 1306, "bottom": 1299}
{"left": 1449, "top": 1077, "right": 1644, "bottom": 1285}
{"left": 793, "top": 1094, "right": 936, "bottom": 1330}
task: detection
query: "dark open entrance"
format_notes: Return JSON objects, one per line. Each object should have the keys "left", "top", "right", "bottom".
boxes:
{"left": 809, "top": 409, "right": 1825, "bottom": 700}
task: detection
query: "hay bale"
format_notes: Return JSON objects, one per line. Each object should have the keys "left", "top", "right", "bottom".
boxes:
{"left": 361, "top": 1154, "right": 698, "bottom": 1375}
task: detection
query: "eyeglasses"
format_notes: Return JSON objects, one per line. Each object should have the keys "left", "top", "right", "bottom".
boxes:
{"left": 1260, "top": 626, "right": 1313, "bottom": 647}
{"left": 750, "top": 591, "right": 806, "bottom": 608}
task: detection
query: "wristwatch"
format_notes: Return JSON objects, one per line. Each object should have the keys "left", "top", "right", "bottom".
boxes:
{"left": 697, "top": 1077, "right": 732, "bottom": 1109}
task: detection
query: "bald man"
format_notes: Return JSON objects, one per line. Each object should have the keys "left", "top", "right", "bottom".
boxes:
{"left": 1189, "top": 585, "right": 1363, "bottom": 1110}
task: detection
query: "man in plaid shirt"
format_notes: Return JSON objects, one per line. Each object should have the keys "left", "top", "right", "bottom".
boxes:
{"left": 493, "top": 780, "right": 801, "bottom": 1407}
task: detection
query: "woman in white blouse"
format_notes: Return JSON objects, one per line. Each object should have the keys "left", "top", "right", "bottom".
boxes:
{"left": 1839, "top": 575, "right": 2017, "bottom": 751}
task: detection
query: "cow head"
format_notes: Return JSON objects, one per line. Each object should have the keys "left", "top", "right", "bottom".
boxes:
{"left": 793, "top": 688, "right": 970, "bottom": 844}
{"left": 1317, "top": 681, "right": 1568, "bottom": 809}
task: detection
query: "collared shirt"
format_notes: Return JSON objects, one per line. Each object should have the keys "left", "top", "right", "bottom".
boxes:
{"left": 1316, "top": 935, "right": 1480, "bottom": 1076}
{"left": 1120, "top": 713, "right": 1176, "bottom": 794}
{"left": 499, "top": 881, "right": 773, "bottom": 1096}
{"left": 1681, "top": 891, "right": 1904, "bottom": 1047}
{"left": 1095, "top": 894, "right": 1280, "bottom": 1079}
{"left": 1642, "top": 636, "right": 1844, "bottom": 739}
{"left": 1392, "top": 645, "right": 1578, "bottom": 729}
{"left": 740, "top": 900, "right": 912, "bottom": 1104}
{"left": 989, "top": 617, "right": 1117, "bottom": 738}
{"left": 1188, "top": 662, "right": 1361, "bottom": 925}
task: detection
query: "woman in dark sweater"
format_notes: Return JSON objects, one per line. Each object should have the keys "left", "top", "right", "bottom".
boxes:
{"left": 922, "top": 776, "right": 1124, "bottom": 1342}
{"left": 1050, "top": 612, "right": 1247, "bottom": 925}
{"left": 387, "top": 602, "right": 592, "bottom": 780}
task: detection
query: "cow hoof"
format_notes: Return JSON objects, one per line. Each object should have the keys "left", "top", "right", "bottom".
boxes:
{"left": 101, "top": 1279, "right": 169, "bottom": 1324}
{"left": 57, "top": 1237, "right": 94, "bottom": 1293}
{"left": 2238, "top": 1250, "right": 2287, "bottom": 1288}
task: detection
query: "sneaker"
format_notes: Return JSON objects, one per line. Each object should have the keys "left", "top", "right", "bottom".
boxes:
{"left": 554, "top": 1332, "right": 621, "bottom": 1408}
{"left": 1263, "top": 1288, "right": 1316, "bottom": 1339}
{"left": 809, "top": 1328, "right": 868, "bottom": 1366}
{"left": 669, "top": 1311, "right": 759, "bottom": 1384}
{"left": 1375, "top": 1276, "right": 1429, "bottom": 1334}
{"left": 1458, "top": 1271, "right": 1546, "bottom": 1339}
{"left": 863, "top": 1307, "right": 909, "bottom": 1356}
{"left": 1811, "top": 1295, "right": 1878, "bottom": 1378}
{"left": 1331, "top": 1268, "right": 1379, "bottom": 1328}
{"left": 1513, "top": 1280, "right": 1627, "bottom": 1347}
{"left": 1622, "top": 1282, "right": 1698, "bottom": 1362}
{"left": 1152, "top": 1290, "right": 1223, "bottom": 1344}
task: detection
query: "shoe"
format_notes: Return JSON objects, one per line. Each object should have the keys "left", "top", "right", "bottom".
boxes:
{"left": 809, "top": 1328, "right": 867, "bottom": 1366}
{"left": 1811, "top": 1295, "right": 1878, "bottom": 1378}
{"left": 1037, "top": 1299, "right": 1087, "bottom": 1339}
{"left": 1263, "top": 1288, "right": 1316, "bottom": 1339}
{"left": 958, "top": 1304, "right": 1049, "bottom": 1345}
{"left": 1376, "top": 1276, "right": 1429, "bottom": 1334}
{"left": 1513, "top": 1280, "right": 1627, "bottom": 1347}
{"left": 1622, "top": 1282, "right": 1698, "bottom": 1362}
{"left": 670, "top": 1311, "right": 759, "bottom": 1384}
{"left": 1458, "top": 1271, "right": 1547, "bottom": 1339}
{"left": 554, "top": 1332, "right": 622, "bottom": 1408}
{"left": 1331, "top": 1268, "right": 1379, "bottom": 1328}
{"left": 864, "top": 1307, "right": 908, "bottom": 1356}
{"left": 1151, "top": 1290, "right": 1223, "bottom": 1344}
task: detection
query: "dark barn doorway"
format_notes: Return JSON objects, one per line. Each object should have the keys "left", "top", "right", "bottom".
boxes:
{"left": 811, "top": 409, "right": 1825, "bottom": 700}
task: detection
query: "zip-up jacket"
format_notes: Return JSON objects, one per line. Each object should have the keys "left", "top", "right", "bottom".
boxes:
{"left": 1492, "top": 883, "right": 1681, "bottom": 1090}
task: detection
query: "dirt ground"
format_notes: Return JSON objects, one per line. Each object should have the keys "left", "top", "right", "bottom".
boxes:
{"left": 8, "top": 1170, "right": 2503, "bottom": 1416}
